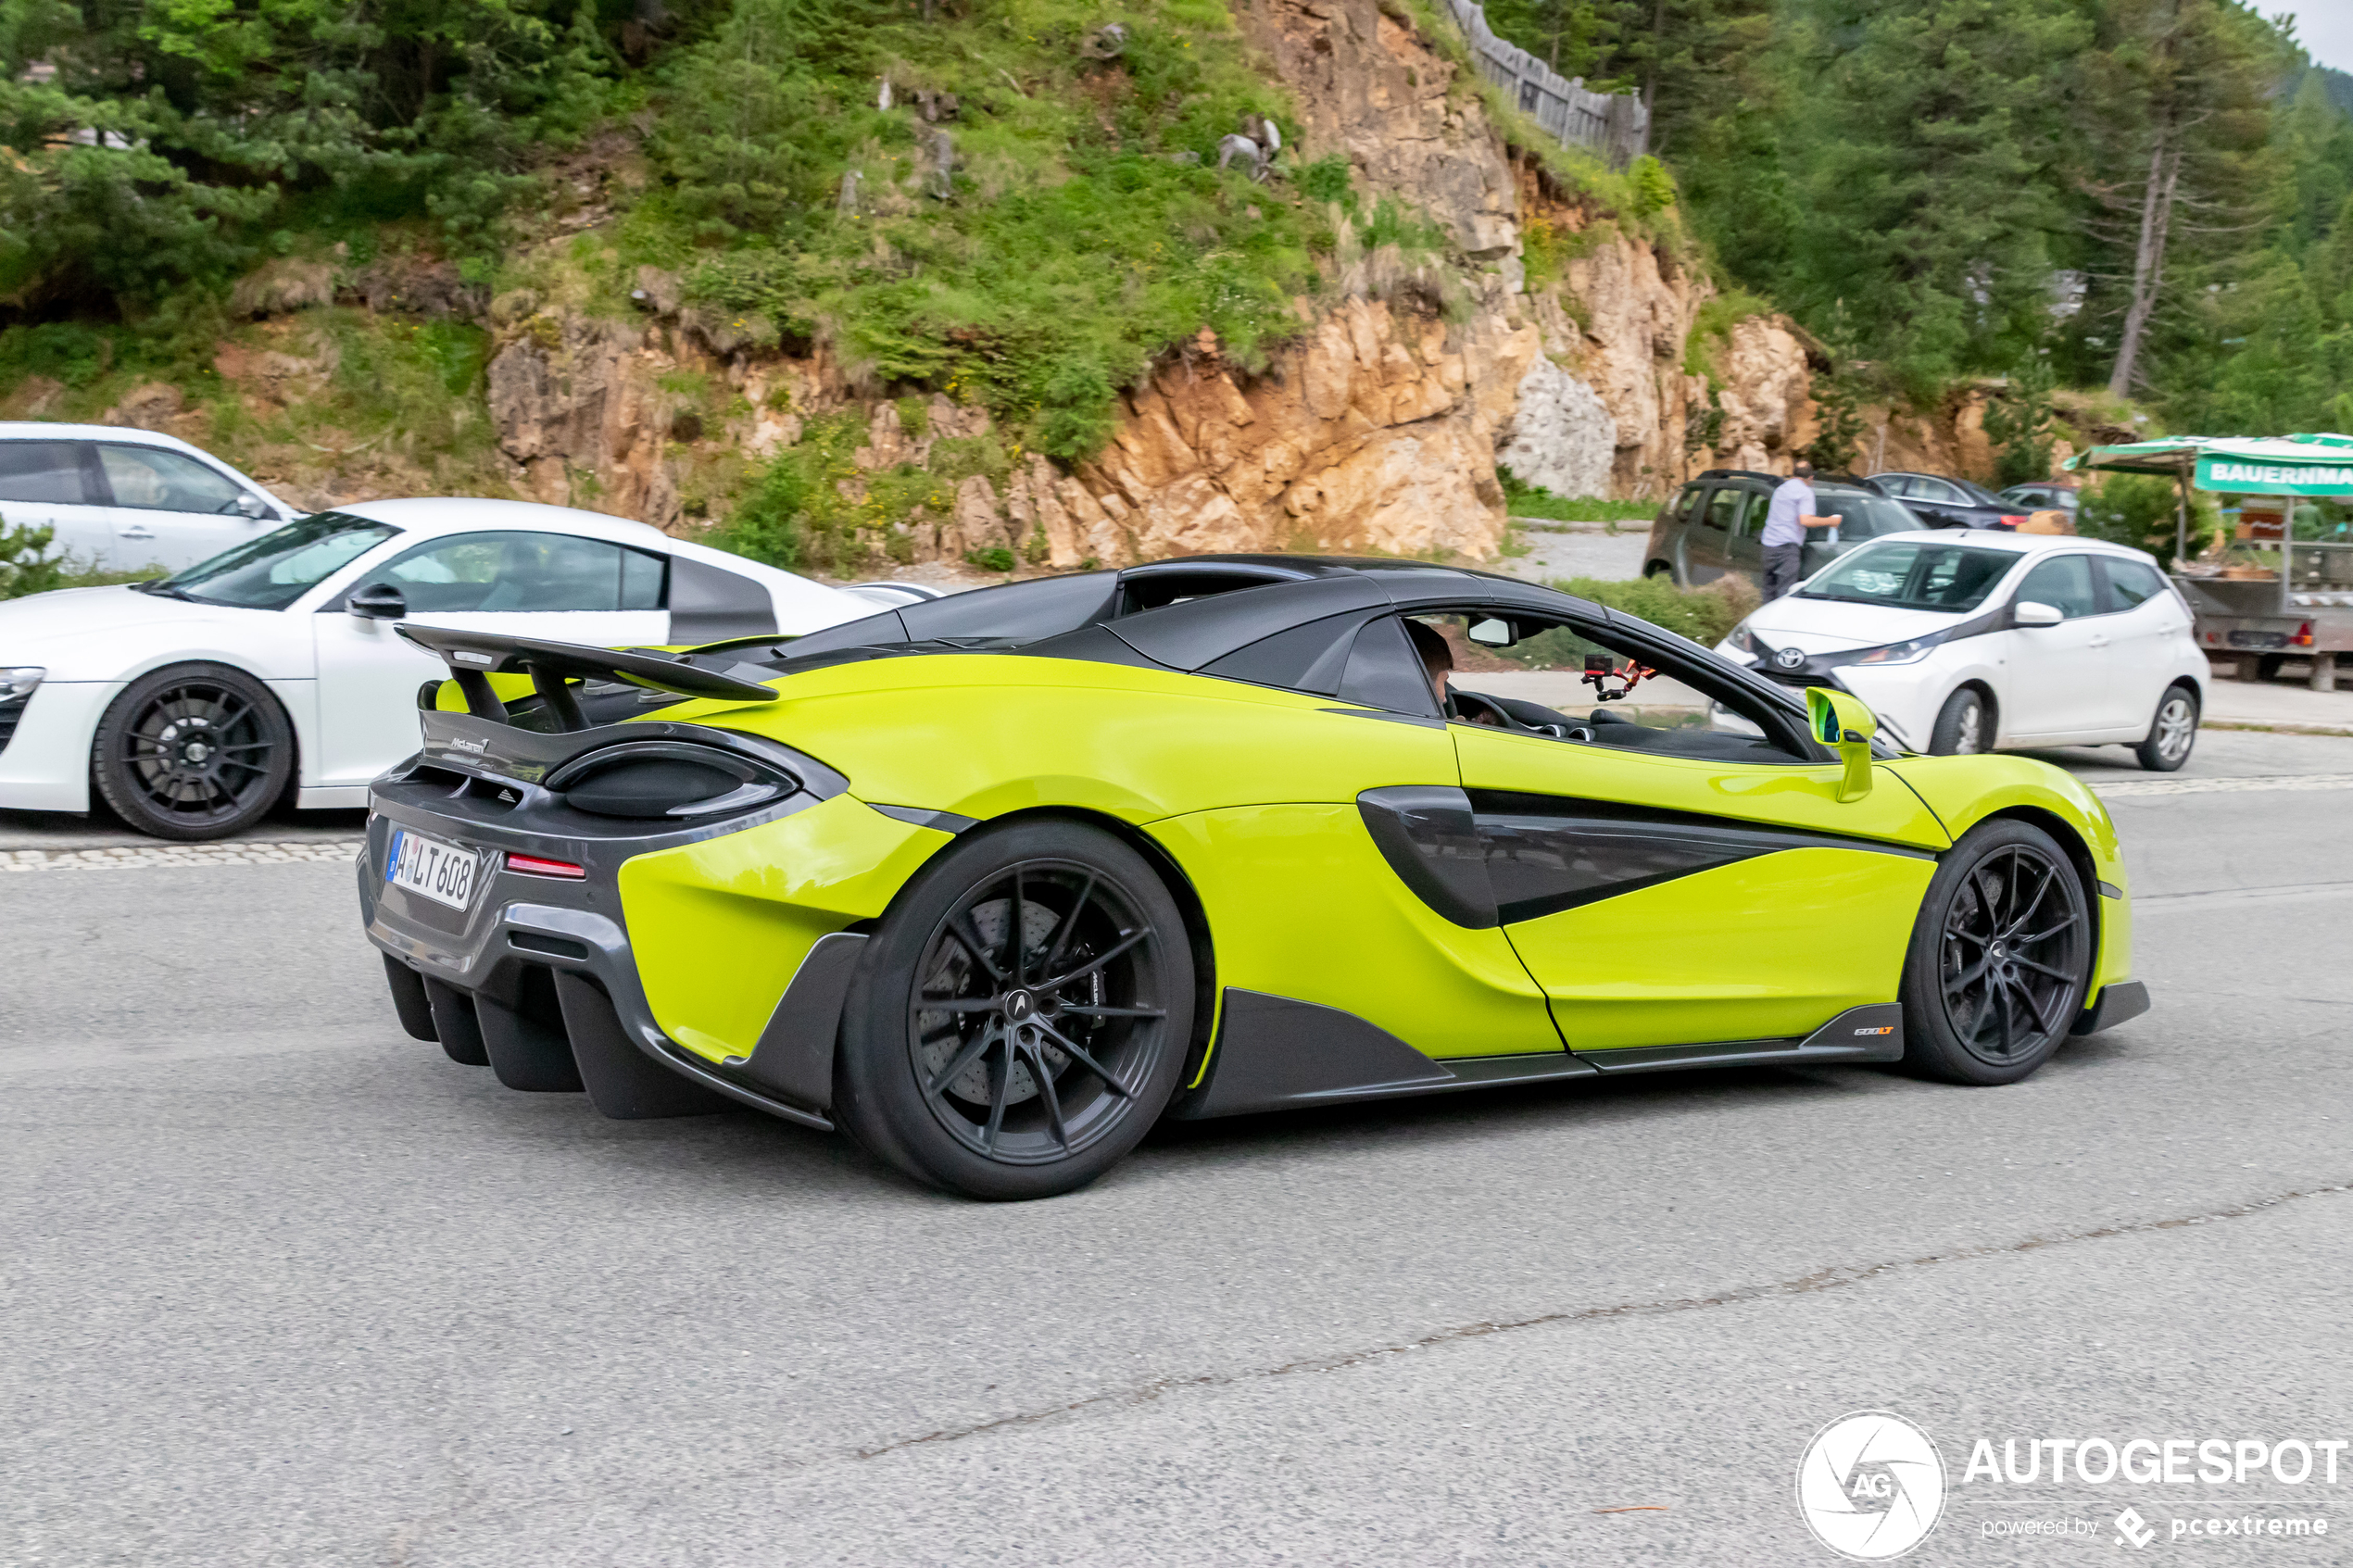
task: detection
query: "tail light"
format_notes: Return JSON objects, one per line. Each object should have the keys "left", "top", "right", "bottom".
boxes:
{"left": 507, "top": 853, "right": 585, "bottom": 879}
{"left": 2293, "top": 621, "right": 2314, "bottom": 648}
{"left": 1997, "top": 514, "right": 2028, "bottom": 529}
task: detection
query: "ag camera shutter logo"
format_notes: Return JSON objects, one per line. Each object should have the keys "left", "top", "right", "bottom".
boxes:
{"left": 1795, "top": 1411, "right": 1946, "bottom": 1560}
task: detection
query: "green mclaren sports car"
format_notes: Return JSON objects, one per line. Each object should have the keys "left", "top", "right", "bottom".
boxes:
{"left": 360, "top": 555, "right": 2147, "bottom": 1199}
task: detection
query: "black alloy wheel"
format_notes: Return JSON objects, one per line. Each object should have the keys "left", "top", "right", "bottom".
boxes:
{"left": 91, "top": 662, "right": 295, "bottom": 841}
{"left": 1899, "top": 820, "right": 2091, "bottom": 1085}
{"left": 834, "top": 820, "right": 1194, "bottom": 1199}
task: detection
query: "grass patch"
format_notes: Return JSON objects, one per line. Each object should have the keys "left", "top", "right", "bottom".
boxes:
{"left": 1499, "top": 470, "right": 1656, "bottom": 524}
{"left": 1682, "top": 291, "right": 1772, "bottom": 389}
{"left": 623, "top": 0, "right": 1332, "bottom": 468}
{"left": 1529, "top": 573, "right": 1749, "bottom": 649}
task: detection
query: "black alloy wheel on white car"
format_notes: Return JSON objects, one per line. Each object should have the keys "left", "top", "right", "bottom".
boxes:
{"left": 2133, "top": 684, "right": 2198, "bottom": 772}
{"left": 91, "top": 661, "right": 295, "bottom": 840}
{"left": 1928, "top": 687, "right": 1989, "bottom": 756}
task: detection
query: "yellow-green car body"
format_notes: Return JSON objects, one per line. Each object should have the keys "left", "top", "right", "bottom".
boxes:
{"left": 364, "top": 557, "right": 2145, "bottom": 1197}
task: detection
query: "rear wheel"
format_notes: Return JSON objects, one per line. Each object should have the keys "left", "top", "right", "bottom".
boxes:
{"left": 832, "top": 819, "right": 1194, "bottom": 1200}
{"left": 2133, "top": 684, "right": 2198, "bottom": 772}
{"left": 1899, "top": 820, "right": 2093, "bottom": 1085}
{"left": 1928, "top": 687, "right": 1990, "bottom": 756}
{"left": 91, "top": 662, "right": 294, "bottom": 840}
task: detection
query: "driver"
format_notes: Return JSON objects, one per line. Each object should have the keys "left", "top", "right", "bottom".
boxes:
{"left": 1404, "top": 620, "right": 1504, "bottom": 725}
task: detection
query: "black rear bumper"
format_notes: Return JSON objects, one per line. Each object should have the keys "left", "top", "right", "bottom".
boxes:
{"left": 359, "top": 767, "right": 849, "bottom": 1130}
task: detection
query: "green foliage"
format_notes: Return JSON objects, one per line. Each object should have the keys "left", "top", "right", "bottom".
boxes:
{"left": 641, "top": 0, "right": 1322, "bottom": 465}
{"left": 1498, "top": 470, "right": 1655, "bottom": 522}
{"left": 1298, "top": 156, "right": 1356, "bottom": 208}
{"left": 1628, "top": 155, "right": 1676, "bottom": 217}
{"left": 1982, "top": 353, "right": 2057, "bottom": 488}
{"left": 964, "top": 546, "right": 1017, "bottom": 573}
{"left": 1681, "top": 291, "right": 1769, "bottom": 387}
{"left": 1514, "top": 573, "right": 1746, "bottom": 649}
{"left": 0, "top": 0, "right": 617, "bottom": 295}
{"left": 0, "top": 520, "right": 66, "bottom": 598}
{"left": 2076, "top": 472, "right": 2212, "bottom": 570}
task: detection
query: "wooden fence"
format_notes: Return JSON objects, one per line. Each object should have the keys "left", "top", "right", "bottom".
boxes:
{"left": 1439, "top": 0, "right": 1650, "bottom": 169}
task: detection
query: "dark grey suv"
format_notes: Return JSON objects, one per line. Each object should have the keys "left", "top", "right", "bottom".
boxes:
{"left": 1642, "top": 469, "right": 1925, "bottom": 589}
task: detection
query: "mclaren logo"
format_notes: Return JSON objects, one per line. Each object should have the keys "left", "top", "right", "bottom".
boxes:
{"left": 1774, "top": 646, "right": 1806, "bottom": 671}
{"left": 447, "top": 737, "right": 488, "bottom": 755}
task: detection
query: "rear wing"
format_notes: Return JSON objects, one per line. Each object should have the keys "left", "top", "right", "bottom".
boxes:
{"left": 396, "top": 624, "right": 778, "bottom": 730}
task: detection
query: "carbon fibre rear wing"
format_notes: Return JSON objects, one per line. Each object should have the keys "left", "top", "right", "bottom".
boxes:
{"left": 396, "top": 624, "right": 779, "bottom": 731}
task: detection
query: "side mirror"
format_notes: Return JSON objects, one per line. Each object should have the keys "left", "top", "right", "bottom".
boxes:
{"left": 2013, "top": 600, "right": 2063, "bottom": 627}
{"left": 234, "top": 493, "right": 271, "bottom": 521}
{"left": 1806, "top": 685, "right": 1877, "bottom": 803}
{"left": 1466, "top": 617, "right": 1516, "bottom": 647}
{"left": 346, "top": 582, "right": 408, "bottom": 621}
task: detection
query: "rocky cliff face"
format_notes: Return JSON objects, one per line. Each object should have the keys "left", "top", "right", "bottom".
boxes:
{"left": 111, "top": 0, "right": 1832, "bottom": 565}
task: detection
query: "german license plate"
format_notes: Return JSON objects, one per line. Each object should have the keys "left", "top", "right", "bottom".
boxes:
{"left": 2227, "top": 629, "right": 2289, "bottom": 649}
{"left": 386, "top": 828, "right": 483, "bottom": 911}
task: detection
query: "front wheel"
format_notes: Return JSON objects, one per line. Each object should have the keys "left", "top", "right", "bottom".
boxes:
{"left": 2133, "top": 684, "right": 2198, "bottom": 771}
{"left": 1899, "top": 820, "right": 2093, "bottom": 1085}
{"left": 832, "top": 819, "right": 1195, "bottom": 1200}
{"left": 1927, "top": 687, "right": 1990, "bottom": 755}
{"left": 91, "top": 662, "right": 295, "bottom": 840}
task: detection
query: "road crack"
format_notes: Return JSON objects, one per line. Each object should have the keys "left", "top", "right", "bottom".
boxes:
{"left": 850, "top": 1177, "right": 2353, "bottom": 1462}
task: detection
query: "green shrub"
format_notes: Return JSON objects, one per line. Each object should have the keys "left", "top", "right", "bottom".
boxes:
{"left": 1683, "top": 292, "right": 1772, "bottom": 389}
{"left": 1629, "top": 155, "right": 1677, "bottom": 218}
{"left": 1549, "top": 574, "right": 1746, "bottom": 647}
{"left": 2077, "top": 473, "right": 2215, "bottom": 569}
{"left": 1498, "top": 470, "right": 1657, "bottom": 523}
{"left": 0, "top": 521, "right": 68, "bottom": 599}
{"left": 965, "top": 546, "right": 1017, "bottom": 573}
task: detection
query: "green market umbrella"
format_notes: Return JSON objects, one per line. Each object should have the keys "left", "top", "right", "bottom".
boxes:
{"left": 2065, "top": 432, "right": 2353, "bottom": 496}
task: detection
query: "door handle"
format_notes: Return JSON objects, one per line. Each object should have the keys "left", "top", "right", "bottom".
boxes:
{"left": 119, "top": 525, "right": 155, "bottom": 539}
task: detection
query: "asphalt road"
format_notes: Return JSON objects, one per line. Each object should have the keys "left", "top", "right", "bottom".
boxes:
{"left": 6, "top": 733, "right": 2352, "bottom": 1566}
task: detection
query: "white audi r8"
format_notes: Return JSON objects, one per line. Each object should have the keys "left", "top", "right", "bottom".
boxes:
{"left": 0, "top": 499, "right": 887, "bottom": 838}
{"left": 1714, "top": 530, "right": 2208, "bottom": 769}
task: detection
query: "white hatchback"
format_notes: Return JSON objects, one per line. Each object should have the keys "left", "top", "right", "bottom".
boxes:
{"left": 1714, "top": 530, "right": 2208, "bottom": 769}
{"left": 0, "top": 498, "right": 890, "bottom": 838}
{"left": 0, "top": 423, "right": 300, "bottom": 570}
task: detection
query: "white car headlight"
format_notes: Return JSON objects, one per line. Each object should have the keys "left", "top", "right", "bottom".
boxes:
{"left": 3, "top": 666, "right": 43, "bottom": 698}
{"left": 1848, "top": 638, "right": 1935, "bottom": 667}
{"left": 1725, "top": 623, "right": 1759, "bottom": 655}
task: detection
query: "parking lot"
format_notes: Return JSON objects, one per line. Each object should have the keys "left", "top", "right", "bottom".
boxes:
{"left": 6, "top": 729, "right": 2351, "bottom": 1565}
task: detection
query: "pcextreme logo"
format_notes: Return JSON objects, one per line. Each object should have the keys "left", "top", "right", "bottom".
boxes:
{"left": 1796, "top": 1411, "right": 1948, "bottom": 1561}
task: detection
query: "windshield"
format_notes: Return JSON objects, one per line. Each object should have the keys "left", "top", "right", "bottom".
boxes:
{"left": 1817, "top": 493, "right": 1921, "bottom": 539}
{"left": 1798, "top": 540, "right": 2020, "bottom": 611}
{"left": 153, "top": 513, "right": 396, "bottom": 610}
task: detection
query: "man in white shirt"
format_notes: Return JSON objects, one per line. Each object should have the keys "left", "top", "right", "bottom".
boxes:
{"left": 1760, "top": 461, "right": 1838, "bottom": 600}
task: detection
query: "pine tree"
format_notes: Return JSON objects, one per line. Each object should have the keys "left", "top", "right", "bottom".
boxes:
{"left": 1776, "top": 0, "right": 2091, "bottom": 398}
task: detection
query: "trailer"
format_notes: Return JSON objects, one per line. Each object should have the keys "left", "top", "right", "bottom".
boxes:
{"left": 2065, "top": 433, "right": 2353, "bottom": 692}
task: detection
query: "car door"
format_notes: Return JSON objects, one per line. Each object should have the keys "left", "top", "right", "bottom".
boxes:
{"left": 1683, "top": 485, "right": 1743, "bottom": 583}
{"left": 90, "top": 442, "right": 273, "bottom": 570}
{"left": 1723, "top": 483, "right": 1768, "bottom": 583}
{"left": 1996, "top": 553, "right": 2113, "bottom": 741}
{"left": 0, "top": 440, "right": 112, "bottom": 566}
{"left": 2093, "top": 556, "right": 2190, "bottom": 734}
{"left": 1430, "top": 612, "right": 1949, "bottom": 1055}
{"left": 311, "top": 530, "right": 671, "bottom": 787}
